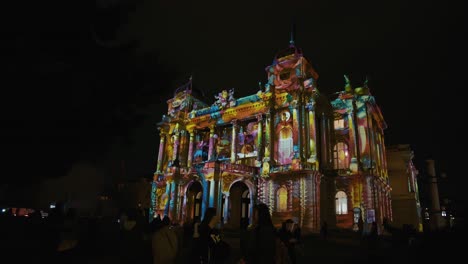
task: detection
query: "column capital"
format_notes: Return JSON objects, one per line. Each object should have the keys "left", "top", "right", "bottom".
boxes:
{"left": 159, "top": 129, "right": 167, "bottom": 137}
{"left": 186, "top": 123, "right": 196, "bottom": 134}
{"left": 290, "top": 100, "right": 299, "bottom": 108}
{"left": 306, "top": 101, "right": 315, "bottom": 111}
{"left": 231, "top": 119, "right": 238, "bottom": 126}
{"left": 256, "top": 114, "right": 263, "bottom": 121}
{"left": 210, "top": 125, "right": 216, "bottom": 133}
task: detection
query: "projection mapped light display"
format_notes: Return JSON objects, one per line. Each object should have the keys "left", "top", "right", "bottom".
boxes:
{"left": 150, "top": 42, "right": 391, "bottom": 232}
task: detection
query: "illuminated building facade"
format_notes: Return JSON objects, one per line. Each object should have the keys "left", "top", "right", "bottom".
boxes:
{"left": 150, "top": 41, "right": 392, "bottom": 232}
{"left": 331, "top": 80, "right": 392, "bottom": 231}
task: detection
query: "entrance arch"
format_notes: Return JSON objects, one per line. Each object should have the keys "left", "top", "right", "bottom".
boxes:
{"left": 186, "top": 181, "right": 203, "bottom": 223}
{"left": 229, "top": 181, "right": 250, "bottom": 229}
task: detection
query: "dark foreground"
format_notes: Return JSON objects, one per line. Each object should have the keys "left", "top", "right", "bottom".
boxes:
{"left": 1, "top": 215, "right": 464, "bottom": 264}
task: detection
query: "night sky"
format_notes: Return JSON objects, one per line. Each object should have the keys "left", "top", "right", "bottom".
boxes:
{"left": 2, "top": 1, "right": 465, "bottom": 205}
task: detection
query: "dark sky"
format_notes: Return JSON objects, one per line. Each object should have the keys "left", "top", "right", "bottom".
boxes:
{"left": 1, "top": 1, "right": 465, "bottom": 202}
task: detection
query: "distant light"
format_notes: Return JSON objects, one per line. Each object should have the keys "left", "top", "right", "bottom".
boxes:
{"left": 441, "top": 211, "right": 446, "bottom": 217}
{"left": 50, "top": 204, "right": 56, "bottom": 209}
{"left": 1, "top": 209, "right": 6, "bottom": 213}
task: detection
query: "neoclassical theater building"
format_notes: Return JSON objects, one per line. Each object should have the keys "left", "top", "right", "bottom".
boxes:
{"left": 151, "top": 41, "right": 392, "bottom": 232}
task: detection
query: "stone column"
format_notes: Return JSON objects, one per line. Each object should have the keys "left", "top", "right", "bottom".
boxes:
{"left": 307, "top": 104, "right": 317, "bottom": 166}
{"left": 347, "top": 111, "right": 359, "bottom": 172}
{"left": 201, "top": 179, "right": 209, "bottom": 220}
{"left": 256, "top": 114, "right": 263, "bottom": 163}
{"left": 181, "top": 186, "right": 188, "bottom": 223}
{"left": 300, "top": 100, "right": 307, "bottom": 160}
{"left": 164, "top": 182, "right": 172, "bottom": 217}
{"left": 178, "top": 184, "right": 184, "bottom": 223}
{"left": 209, "top": 180, "right": 215, "bottom": 207}
{"left": 380, "top": 132, "right": 388, "bottom": 172}
{"left": 264, "top": 113, "right": 272, "bottom": 161}
{"left": 208, "top": 125, "right": 216, "bottom": 161}
{"left": 172, "top": 133, "right": 180, "bottom": 162}
{"left": 321, "top": 113, "right": 327, "bottom": 165}
{"left": 292, "top": 102, "right": 300, "bottom": 156}
{"left": 366, "top": 176, "right": 374, "bottom": 211}
{"left": 257, "top": 177, "right": 264, "bottom": 204}
{"left": 187, "top": 131, "right": 195, "bottom": 168}
{"left": 150, "top": 181, "right": 157, "bottom": 219}
{"left": 171, "top": 180, "right": 179, "bottom": 222}
{"left": 268, "top": 181, "right": 274, "bottom": 213}
{"left": 156, "top": 131, "right": 166, "bottom": 173}
{"left": 231, "top": 120, "right": 238, "bottom": 164}
{"left": 216, "top": 173, "right": 223, "bottom": 220}
{"left": 287, "top": 180, "right": 293, "bottom": 211}
{"left": 223, "top": 193, "right": 229, "bottom": 224}
{"left": 315, "top": 173, "right": 321, "bottom": 230}
{"left": 305, "top": 174, "right": 315, "bottom": 230}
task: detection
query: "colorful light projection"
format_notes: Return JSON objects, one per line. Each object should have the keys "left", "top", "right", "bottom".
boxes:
{"left": 236, "top": 121, "right": 259, "bottom": 160}
{"left": 193, "top": 131, "right": 210, "bottom": 163}
{"left": 274, "top": 109, "right": 295, "bottom": 165}
{"left": 151, "top": 44, "right": 390, "bottom": 232}
{"left": 214, "top": 127, "right": 232, "bottom": 160}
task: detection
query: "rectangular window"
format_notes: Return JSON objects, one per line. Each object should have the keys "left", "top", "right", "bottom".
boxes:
{"left": 334, "top": 119, "right": 344, "bottom": 129}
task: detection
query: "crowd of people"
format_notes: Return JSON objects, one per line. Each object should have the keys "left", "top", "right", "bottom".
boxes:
{"left": 146, "top": 203, "right": 303, "bottom": 264}
{"left": 10, "top": 202, "right": 450, "bottom": 264}
{"left": 0, "top": 202, "right": 305, "bottom": 264}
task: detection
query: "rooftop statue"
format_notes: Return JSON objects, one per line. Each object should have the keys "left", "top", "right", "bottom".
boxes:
{"left": 344, "top": 74, "right": 353, "bottom": 93}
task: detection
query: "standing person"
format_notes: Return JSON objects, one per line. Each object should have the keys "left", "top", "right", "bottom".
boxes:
{"left": 358, "top": 217, "right": 364, "bottom": 238}
{"left": 119, "top": 208, "right": 146, "bottom": 264}
{"left": 190, "top": 218, "right": 202, "bottom": 264}
{"left": 242, "top": 203, "right": 278, "bottom": 264}
{"left": 152, "top": 216, "right": 178, "bottom": 264}
{"left": 199, "top": 207, "right": 230, "bottom": 264}
{"left": 367, "top": 221, "right": 379, "bottom": 251}
{"left": 320, "top": 221, "right": 328, "bottom": 240}
{"left": 291, "top": 222, "right": 302, "bottom": 263}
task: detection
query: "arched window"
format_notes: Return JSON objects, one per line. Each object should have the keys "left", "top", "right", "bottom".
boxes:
{"left": 277, "top": 187, "right": 288, "bottom": 212}
{"left": 335, "top": 191, "right": 348, "bottom": 215}
{"left": 333, "top": 142, "right": 350, "bottom": 169}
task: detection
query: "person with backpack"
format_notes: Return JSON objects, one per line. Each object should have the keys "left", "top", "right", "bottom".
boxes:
{"left": 199, "top": 207, "right": 230, "bottom": 264}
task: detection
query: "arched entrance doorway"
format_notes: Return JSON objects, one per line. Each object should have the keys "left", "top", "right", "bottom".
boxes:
{"left": 186, "top": 181, "right": 203, "bottom": 223}
{"left": 229, "top": 181, "right": 250, "bottom": 229}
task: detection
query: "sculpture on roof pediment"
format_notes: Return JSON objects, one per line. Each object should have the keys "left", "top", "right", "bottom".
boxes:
{"left": 213, "top": 88, "right": 236, "bottom": 109}
{"left": 344, "top": 74, "right": 353, "bottom": 93}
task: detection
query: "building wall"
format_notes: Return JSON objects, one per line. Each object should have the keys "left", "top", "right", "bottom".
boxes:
{"left": 39, "top": 162, "right": 105, "bottom": 216}
{"left": 330, "top": 79, "right": 392, "bottom": 231}
{"left": 387, "top": 144, "right": 423, "bottom": 231}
